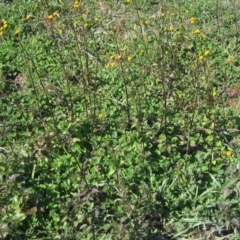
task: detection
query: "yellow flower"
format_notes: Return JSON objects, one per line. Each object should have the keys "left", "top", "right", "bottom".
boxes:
{"left": 212, "top": 91, "right": 217, "bottom": 97}
{"left": 94, "top": 17, "right": 99, "bottom": 22}
{"left": 127, "top": 56, "right": 132, "bottom": 61}
{"left": 202, "top": 34, "right": 207, "bottom": 38}
{"left": 74, "top": 3, "right": 80, "bottom": 8}
{"left": 53, "top": 12, "right": 58, "bottom": 17}
{"left": 165, "top": 51, "right": 169, "bottom": 55}
{"left": 98, "top": 113, "right": 103, "bottom": 118}
{"left": 226, "top": 150, "right": 232, "bottom": 157}
{"left": 15, "top": 29, "right": 21, "bottom": 34}
{"left": 126, "top": 0, "right": 131, "bottom": 3}
{"left": 204, "top": 50, "right": 210, "bottom": 56}
{"left": 122, "top": 46, "right": 127, "bottom": 51}
{"left": 199, "top": 55, "right": 204, "bottom": 60}
{"left": 58, "top": 29, "right": 63, "bottom": 34}
{"left": 226, "top": 57, "right": 234, "bottom": 63}
{"left": 48, "top": 15, "right": 54, "bottom": 19}
{"left": 34, "top": 4, "right": 38, "bottom": 9}
{"left": 193, "top": 29, "right": 201, "bottom": 34}
{"left": 145, "top": 20, "right": 149, "bottom": 25}
{"left": 169, "top": 25, "right": 174, "bottom": 31}
{"left": 26, "top": 15, "right": 31, "bottom": 20}
{"left": 190, "top": 17, "right": 195, "bottom": 24}
{"left": 0, "top": 31, "right": 3, "bottom": 36}
{"left": 74, "top": 0, "right": 80, "bottom": 8}
{"left": 3, "top": 21, "right": 8, "bottom": 29}
{"left": 117, "top": 55, "right": 122, "bottom": 60}
{"left": 109, "top": 55, "right": 115, "bottom": 60}
{"left": 110, "top": 61, "right": 116, "bottom": 67}
{"left": 84, "top": 23, "right": 88, "bottom": 28}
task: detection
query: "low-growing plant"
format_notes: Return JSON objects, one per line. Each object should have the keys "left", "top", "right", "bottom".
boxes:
{"left": 0, "top": 0, "right": 240, "bottom": 239}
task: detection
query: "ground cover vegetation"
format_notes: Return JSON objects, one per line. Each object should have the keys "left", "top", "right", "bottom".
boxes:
{"left": 0, "top": 0, "right": 240, "bottom": 239}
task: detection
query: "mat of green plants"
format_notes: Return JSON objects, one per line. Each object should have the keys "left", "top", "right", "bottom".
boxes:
{"left": 1, "top": 0, "right": 240, "bottom": 239}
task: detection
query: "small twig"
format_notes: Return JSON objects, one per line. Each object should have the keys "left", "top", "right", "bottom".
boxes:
{"left": 196, "top": 127, "right": 240, "bottom": 133}
{"left": 108, "top": 97, "right": 129, "bottom": 110}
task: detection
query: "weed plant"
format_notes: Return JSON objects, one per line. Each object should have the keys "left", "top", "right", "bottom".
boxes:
{"left": 0, "top": 0, "right": 240, "bottom": 239}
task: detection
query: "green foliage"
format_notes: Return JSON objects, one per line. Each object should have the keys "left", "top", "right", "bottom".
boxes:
{"left": 0, "top": 0, "right": 240, "bottom": 239}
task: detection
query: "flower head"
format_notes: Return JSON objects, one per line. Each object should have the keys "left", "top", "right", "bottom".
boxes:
{"left": 190, "top": 17, "right": 195, "bottom": 24}
{"left": 74, "top": 0, "right": 80, "bottom": 9}
{"left": 48, "top": 15, "right": 54, "bottom": 19}
{"left": 226, "top": 57, "right": 234, "bottom": 64}
{"left": 3, "top": 20, "right": 8, "bottom": 29}
{"left": 193, "top": 29, "right": 201, "bottom": 34}
{"left": 204, "top": 50, "right": 210, "bottom": 56}
{"left": 15, "top": 29, "right": 21, "bottom": 34}
{"left": 117, "top": 55, "right": 122, "bottom": 60}
{"left": 226, "top": 150, "right": 232, "bottom": 157}
{"left": 110, "top": 61, "right": 116, "bottom": 67}
{"left": 127, "top": 56, "right": 133, "bottom": 61}
{"left": 109, "top": 55, "right": 115, "bottom": 60}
